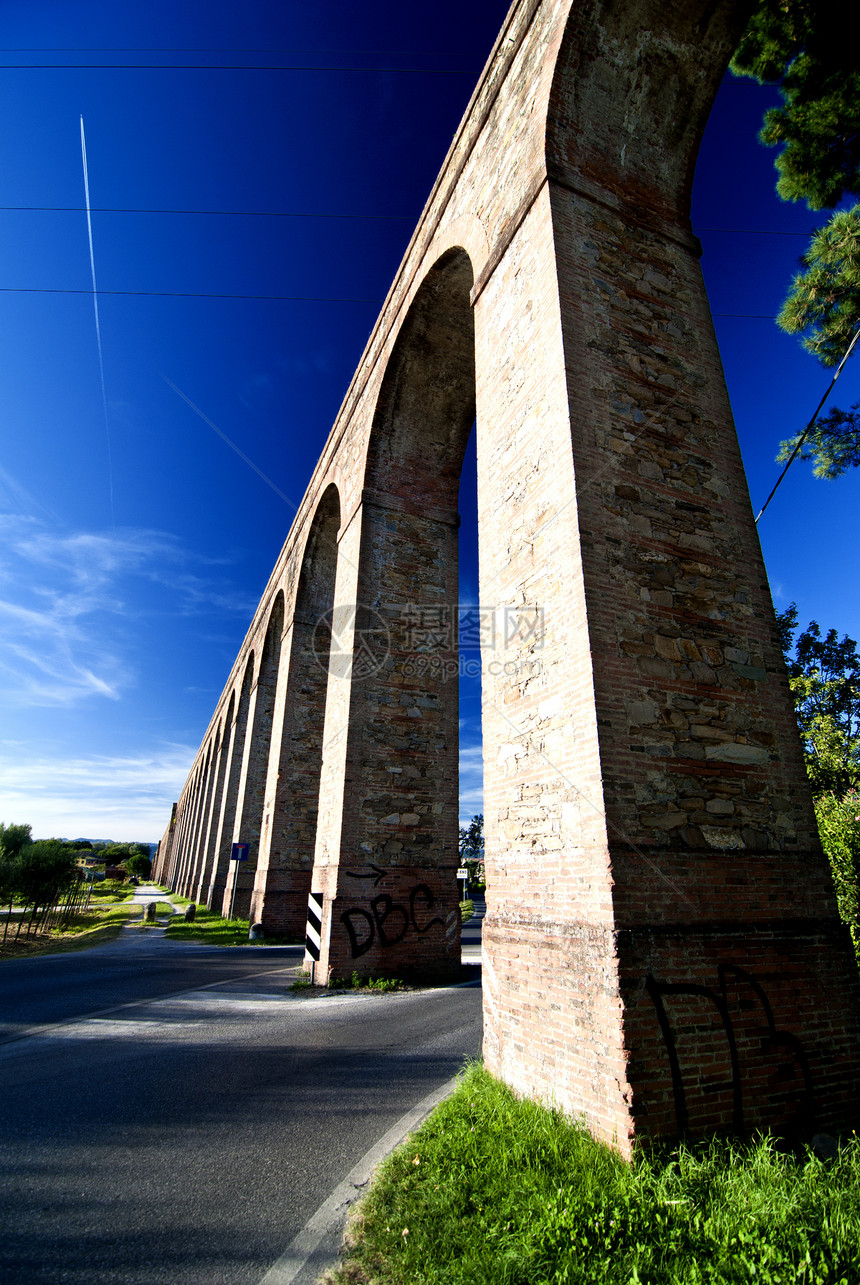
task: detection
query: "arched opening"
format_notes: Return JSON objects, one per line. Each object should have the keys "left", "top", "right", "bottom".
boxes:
{"left": 195, "top": 719, "right": 224, "bottom": 904}
{"left": 313, "top": 247, "right": 477, "bottom": 981}
{"left": 207, "top": 656, "right": 254, "bottom": 912}
{"left": 175, "top": 760, "right": 204, "bottom": 898}
{"left": 252, "top": 484, "right": 341, "bottom": 933}
{"left": 183, "top": 746, "right": 212, "bottom": 898}
{"left": 224, "top": 595, "right": 285, "bottom": 919}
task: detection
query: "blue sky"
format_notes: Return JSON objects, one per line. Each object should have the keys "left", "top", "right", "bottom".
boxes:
{"left": 1, "top": 1, "right": 858, "bottom": 842}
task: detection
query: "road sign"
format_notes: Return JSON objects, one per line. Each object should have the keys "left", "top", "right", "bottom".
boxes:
{"left": 457, "top": 868, "right": 469, "bottom": 879}
{"left": 231, "top": 843, "right": 250, "bottom": 861}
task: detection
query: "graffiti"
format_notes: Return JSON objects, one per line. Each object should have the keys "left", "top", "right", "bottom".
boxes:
{"left": 341, "top": 883, "right": 444, "bottom": 958}
{"left": 345, "top": 864, "right": 386, "bottom": 887}
{"left": 646, "top": 965, "right": 814, "bottom": 1135}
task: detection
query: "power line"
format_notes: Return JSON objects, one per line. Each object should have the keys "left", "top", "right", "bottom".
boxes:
{"left": 0, "top": 205, "right": 412, "bottom": 220}
{"left": 0, "top": 62, "right": 476, "bottom": 74}
{"left": 0, "top": 45, "right": 476, "bottom": 53}
{"left": 0, "top": 207, "right": 819, "bottom": 235}
{"left": 755, "top": 327, "right": 860, "bottom": 524}
{"left": 0, "top": 286, "right": 382, "bottom": 302}
{"left": 694, "top": 226, "right": 816, "bottom": 236}
{"left": 0, "top": 287, "right": 783, "bottom": 315}
{"left": 0, "top": 46, "right": 481, "bottom": 58}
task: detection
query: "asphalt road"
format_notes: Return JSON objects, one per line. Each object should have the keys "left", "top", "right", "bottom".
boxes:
{"left": 0, "top": 929, "right": 482, "bottom": 1284}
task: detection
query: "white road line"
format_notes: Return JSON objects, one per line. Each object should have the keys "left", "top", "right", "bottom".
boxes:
{"left": 256, "top": 1075, "right": 460, "bottom": 1285}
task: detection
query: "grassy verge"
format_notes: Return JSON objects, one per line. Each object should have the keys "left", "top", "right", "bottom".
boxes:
{"left": 88, "top": 882, "right": 137, "bottom": 903}
{"left": 133, "top": 901, "right": 177, "bottom": 922}
{"left": 0, "top": 905, "right": 136, "bottom": 960}
{"left": 327, "top": 1064, "right": 860, "bottom": 1285}
{"left": 163, "top": 904, "right": 301, "bottom": 946}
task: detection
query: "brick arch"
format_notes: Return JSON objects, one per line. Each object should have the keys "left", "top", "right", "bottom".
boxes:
{"left": 364, "top": 245, "right": 475, "bottom": 513}
{"left": 206, "top": 653, "right": 254, "bottom": 911}
{"left": 180, "top": 745, "right": 212, "bottom": 898}
{"left": 194, "top": 715, "right": 225, "bottom": 904}
{"left": 251, "top": 483, "right": 342, "bottom": 933}
{"left": 159, "top": 0, "right": 860, "bottom": 1149}
{"left": 544, "top": 0, "right": 750, "bottom": 222}
{"left": 306, "top": 249, "right": 478, "bottom": 981}
{"left": 223, "top": 594, "right": 286, "bottom": 919}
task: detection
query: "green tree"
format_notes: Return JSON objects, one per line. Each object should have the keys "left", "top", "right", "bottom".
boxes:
{"left": 100, "top": 842, "right": 150, "bottom": 865}
{"left": 123, "top": 853, "right": 152, "bottom": 879}
{"left": 0, "top": 822, "right": 33, "bottom": 860}
{"left": 458, "top": 814, "right": 484, "bottom": 860}
{"left": 730, "top": 1, "right": 860, "bottom": 211}
{"left": 16, "top": 841, "right": 77, "bottom": 907}
{"left": 778, "top": 605, "right": 860, "bottom": 955}
{"left": 459, "top": 814, "right": 485, "bottom": 893}
{"left": 777, "top": 603, "right": 860, "bottom": 796}
{"left": 776, "top": 207, "right": 860, "bottom": 366}
{"left": 732, "top": 2, "right": 860, "bottom": 477}
{"left": 776, "top": 397, "right": 860, "bottom": 479}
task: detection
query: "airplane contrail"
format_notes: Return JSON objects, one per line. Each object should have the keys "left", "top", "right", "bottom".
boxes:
{"left": 80, "top": 114, "right": 115, "bottom": 526}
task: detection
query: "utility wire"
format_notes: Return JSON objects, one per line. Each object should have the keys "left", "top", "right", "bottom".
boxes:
{"left": 0, "top": 208, "right": 817, "bottom": 235}
{"left": 0, "top": 46, "right": 480, "bottom": 56}
{"left": 755, "top": 326, "right": 860, "bottom": 523}
{"left": 0, "top": 286, "right": 383, "bottom": 302}
{"left": 694, "top": 226, "right": 817, "bottom": 236}
{"left": 0, "top": 62, "right": 476, "bottom": 74}
{"left": 0, "top": 205, "right": 412, "bottom": 220}
{"left": 0, "top": 286, "right": 780, "bottom": 315}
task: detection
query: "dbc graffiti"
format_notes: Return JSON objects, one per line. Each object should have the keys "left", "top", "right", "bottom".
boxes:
{"left": 646, "top": 964, "right": 814, "bottom": 1135}
{"left": 341, "top": 884, "right": 444, "bottom": 958}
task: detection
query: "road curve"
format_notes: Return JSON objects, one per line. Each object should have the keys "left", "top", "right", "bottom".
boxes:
{"left": 0, "top": 938, "right": 482, "bottom": 1284}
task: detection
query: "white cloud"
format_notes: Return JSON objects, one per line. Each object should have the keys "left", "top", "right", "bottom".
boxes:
{"left": 0, "top": 744, "right": 195, "bottom": 842}
{"left": 0, "top": 512, "right": 253, "bottom": 708}
{"left": 459, "top": 740, "right": 484, "bottom": 826}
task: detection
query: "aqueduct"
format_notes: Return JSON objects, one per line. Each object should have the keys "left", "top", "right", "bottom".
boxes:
{"left": 154, "top": 0, "right": 860, "bottom": 1150}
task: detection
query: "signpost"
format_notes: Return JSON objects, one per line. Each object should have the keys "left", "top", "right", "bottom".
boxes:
{"left": 457, "top": 866, "right": 469, "bottom": 901}
{"left": 229, "top": 843, "right": 249, "bottom": 920}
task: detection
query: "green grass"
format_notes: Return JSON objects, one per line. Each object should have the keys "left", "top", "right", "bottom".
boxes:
{"left": 328, "top": 1064, "right": 860, "bottom": 1285}
{"left": 162, "top": 904, "right": 301, "bottom": 946}
{"left": 0, "top": 905, "right": 136, "bottom": 959}
{"left": 88, "top": 880, "right": 136, "bottom": 901}
{"left": 162, "top": 906, "right": 250, "bottom": 944}
{"left": 329, "top": 970, "right": 406, "bottom": 992}
{"left": 134, "top": 901, "right": 177, "bottom": 923}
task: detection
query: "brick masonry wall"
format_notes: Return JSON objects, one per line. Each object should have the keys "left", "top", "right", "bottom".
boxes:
{"left": 159, "top": 0, "right": 860, "bottom": 1149}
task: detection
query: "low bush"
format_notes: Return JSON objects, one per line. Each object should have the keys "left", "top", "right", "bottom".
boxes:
{"left": 329, "top": 970, "right": 405, "bottom": 992}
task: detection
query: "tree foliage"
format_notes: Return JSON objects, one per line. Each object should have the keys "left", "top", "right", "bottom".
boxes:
{"left": 778, "top": 606, "right": 860, "bottom": 952}
{"left": 98, "top": 841, "right": 150, "bottom": 864}
{"left": 777, "top": 603, "right": 860, "bottom": 795}
{"left": 0, "top": 826, "right": 83, "bottom": 942}
{"left": 458, "top": 814, "right": 484, "bottom": 860}
{"left": 0, "top": 822, "right": 33, "bottom": 860}
{"left": 732, "top": 2, "right": 860, "bottom": 478}
{"left": 776, "top": 206, "right": 860, "bottom": 365}
{"left": 776, "top": 398, "right": 860, "bottom": 477}
{"left": 730, "top": 0, "right": 860, "bottom": 211}
{"left": 123, "top": 852, "right": 152, "bottom": 878}
{"left": 15, "top": 841, "right": 78, "bottom": 913}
